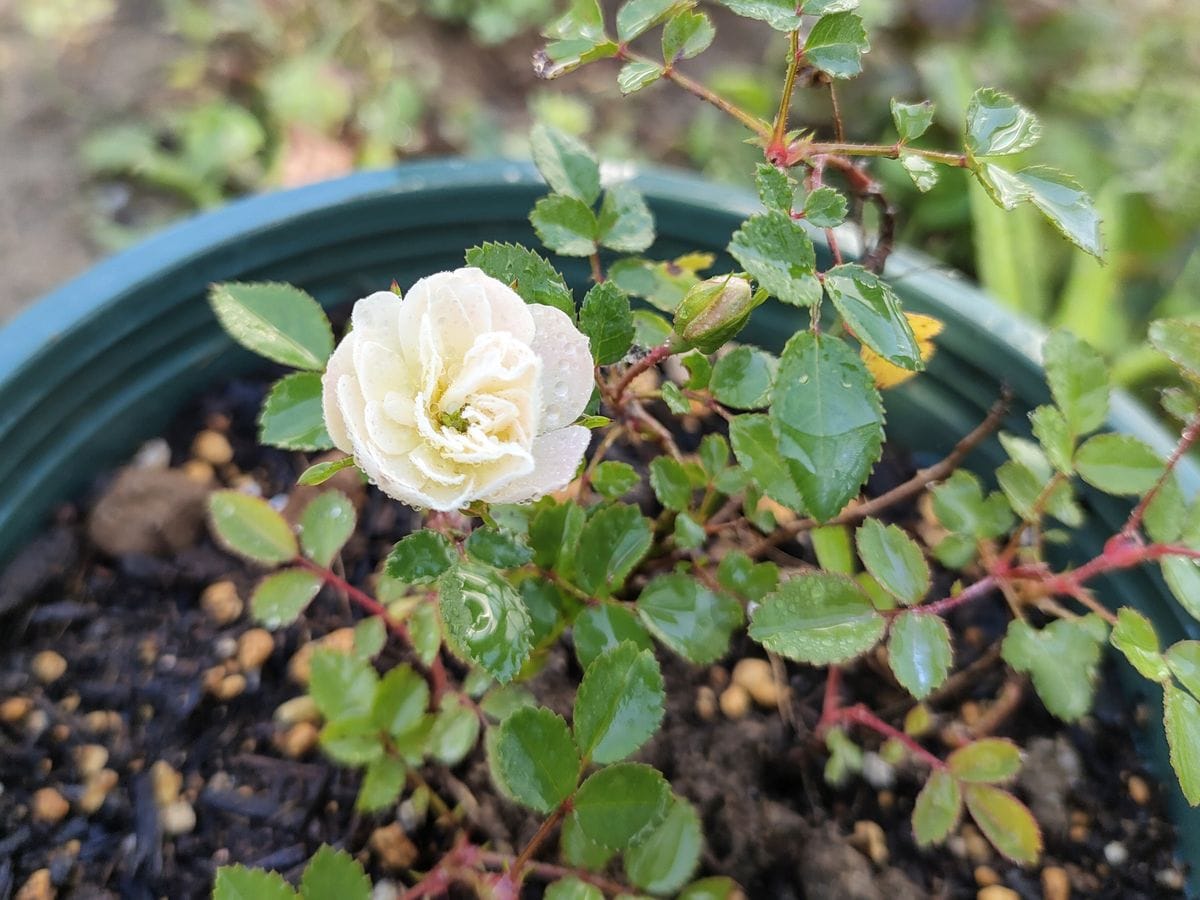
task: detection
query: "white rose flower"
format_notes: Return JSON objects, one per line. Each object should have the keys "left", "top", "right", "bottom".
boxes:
{"left": 322, "top": 267, "right": 594, "bottom": 511}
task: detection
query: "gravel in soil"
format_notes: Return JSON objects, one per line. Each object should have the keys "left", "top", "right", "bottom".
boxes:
{"left": 0, "top": 376, "right": 1189, "bottom": 899}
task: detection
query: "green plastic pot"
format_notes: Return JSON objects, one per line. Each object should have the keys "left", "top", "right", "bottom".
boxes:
{"left": 1, "top": 159, "right": 1197, "bottom": 886}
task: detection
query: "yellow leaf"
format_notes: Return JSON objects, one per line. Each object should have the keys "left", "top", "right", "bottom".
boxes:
{"left": 671, "top": 252, "right": 716, "bottom": 274}
{"left": 862, "top": 313, "right": 944, "bottom": 389}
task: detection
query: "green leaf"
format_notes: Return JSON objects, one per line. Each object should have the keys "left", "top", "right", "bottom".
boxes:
{"left": 637, "top": 573, "right": 743, "bottom": 664}
{"left": 1150, "top": 318, "right": 1200, "bottom": 380}
{"left": 889, "top": 613, "right": 952, "bottom": 700}
{"left": 624, "top": 795, "right": 703, "bottom": 894}
{"left": 440, "top": 564, "right": 533, "bottom": 683}
{"left": 251, "top": 569, "right": 323, "bottom": 629}
{"left": 678, "top": 877, "right": 743, "bottom": 900}
{"left": 580, "top": 282, "right": 635, "bottom": 365}
{"left": 912, "top": 770, "right": 961, "bottom": 846}
{"left": 530, "top": 122, "right": 601, "bottom": 204}
{"left": 209, "top": 282, "right": 333, "bottom": 371}
{"left": 598, "top": 184, "right": 656, "bottom": 251}
{"left": 1110, "top": 607, "right": 1170, "bottom": 682}
{"left": 545, "top": 878, "right": 604, "bottom": 900}
{"left": 1167, "top": 641, "right": 1200, "bottom": 698}
{"left": 299, "top": 491, "right": 355, "bottom": 567}
{"left": 481, "top": 684, "right": 538, "bottom": 721}
{"left": 530, "top": 500, "right": 585, "bottom": 573}
{"left": 532, "top": 195, "right": 600, "bottom": 257}
{"left": 891, "top": 99, "right": 935, "bottom": 142}
{"left": 964, "top": 88, "right": 1041, "bottom": 157}
{"left": 973, "top": 162, "right": 1030, "bottom": 210}
{"left": 1017, "top": 167, "right": 1103, "bottom": 259}
{"left": 948, "top": 738, "right": 1021, "bottom": 784}
{"left": 573, "top": 763, "right": 670, "bottom": 849}
{"left": 298, "top": 456, "right": 356, "bottom": 486}
{"left": 575, "top": 503, "right": 653, "bottom": 598}
{"left": 824, "top": 264, "right": 922, "bottom": 370}
{"left": 465, "top": 242, "right": 575, "bottom": 318}
{"left": 574, "top": 603, "right": 655, "bottom": 669}
{"left": 673, "top": 513, "right": 706, "bottom": 550}
{"left": 634, "top": 309, "right": 675, "bottom": 347}
{"left": 591, "top": 461, "right": 640, "bottom": 499}
{"left": 311, "top": 650, "right": 379, "bottom": 721}
{"left": 372, "top": 665, "right": 430, "bottom": 737}
{"left": 1163, "top": 556, "right": 1200, "bottom": 624}
{"left": 574, "top": 642, "right": 665, "bottom": 763}
{"left": 900, "top": 154, "right": 939, "bottom": 192}
{"left": 803, "top": 187, "right": 848, "bottom": 228}
{"left": 617, "top": 60, "right": 663, "bottom": 95}
{"left": 353, "top": 617, "right": 386, "bottom": 660}
{"left": 856, "top": 519, "right": 930, "bottom": 605}
{"left": 1074, "top": 434, "right": 1163, "bottom": 495}
{"left": 488, "top": 706, "right": 579, "bottom": 813}
{"left": 428, "top": 696, "right": 482, "bottom": 765}
{"left": 717, "top": 551, "right": 778, "bottom": 602}
{"left": 561, "top": 809, "right": 617, "bottom": 870}
{"left": 931, "top": 470, "right": 1013, "bottom": 539}
{"left": 386, "top": 531, "right": 456, "bottom": 584}
{"left": 728, "top": 414, "right": 804, "bottom": 510}
{"left": 214, "top": 865, "right": 298, "bottom": 900}
{"left": 661, "top": 381, "right": 690, "bottom": 414}
{"left": 755, "top": 164, "right": 794, "bottom": 212}
{"left": 1165, "top": 683, "right": 1200, "bottom": 805}
{"left": 749, "top": 573, "right": 885, "bottom": 664}
{"left": 1030, "top": 405, "right": 1073, "bottom": 474}
{"left": 300, "top": 845, "right": 371, "bottom": 900}
{"left": 259, "top": 372, "right": 333, "bottom": 451}
{"left": 699, "top": 434, "right": 730, "bottom": 478}
{"left": 770, "top": 332, "right": 884, "bottom": 522}
{"left": 964, "top": 784, "right": 1042, "bottom": 863}
{"left": 719, "top": 0, "right": 801, "bottom": 31}
{"left": 357, "top": 755, "right": 406, "bottom": 812}
{"left": 728, "top": 211, "right": 821, "bottom": 308}
{"left": 319, "top": 716, "right": 383, "bottom": 765}
{"left": 662, "top": 9, "right": 715, "bottom": 62}
{"left": 1046, "top": 331, "right": 1108, "bottom": 436}
{"left": 208, "top": 490, "right": 298, "bottom": 566}
{"left": 617, "top": 0, "right": 682, "bottom": 41}
{"left": 539, "top": 0, "right": 618, "bottom": 80}
{"left": 811, "top": 524, "right": 855, "bottom": 575}
{"left": 1001, "top": 616, "right": 1106, "bottom": 721}
{"left": 649, "top": 457, "right": 693, "bottom": 511}
{"left": 408, "top": 603, "right": 443, "bottom": 667}
{"left": 803, "top": 12, "right": 869, "bottom": 79}
{"left": 465, "top": 527, "right": 534, "bottom": 569}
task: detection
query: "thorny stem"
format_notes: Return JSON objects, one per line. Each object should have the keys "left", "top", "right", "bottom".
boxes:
{"left": 823, "top": 703, "right": 948, "bottom": 771}
{"left": 1122, "top": 410, "right": 1200, "bottom": 538}
{"left": 770, "top": 30, "right": 803, "bottom": 150}
{"left": 477, "top": 852, "right": 629, "bottom": 895}
{"left": 613, "top": 341, "right": 676, "bottom": 405}
{"left": 508, "top": 800, "right": 572, "bottom": 886}
{"left": 786, "top": 139, "right": 968, "bottom": 168}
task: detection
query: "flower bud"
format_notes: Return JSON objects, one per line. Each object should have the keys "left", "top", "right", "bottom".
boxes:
{"left": 673, "top": 276, "right": 760, "bottom": 354}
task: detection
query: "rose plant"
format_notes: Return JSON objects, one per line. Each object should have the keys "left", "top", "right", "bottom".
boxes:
{"left": 204, "top": 1, "right": 1200, "bottom": 897}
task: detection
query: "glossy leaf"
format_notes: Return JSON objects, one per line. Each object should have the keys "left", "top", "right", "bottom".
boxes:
{"left": 662, "top": 10, "right": 715, "bottom": 62}
{"left": 856, "top": 518, "right": 930, "bottom": 605}
{"left": 617, "top": 60, "right": 663, "bottom": 95}
{"left": 488, "top": 706, "right": 579, "bottom": 813}
{"left": 532, "top": 195, "right": 600, "bottom": 257}
{"left": 727, "top": 211, "right": 821, "bottom": 308}
{"left": 728, "top": 414, "right": 805, "bottom": 510}
{"left": 298, "top": 456, "right": 356, "bottom": 486}
{"left": 1074, "top": 434, "right": 1163, "bottom": 495}
{"left": 717, "top": 551, "right": 779, "bottom": 602}
{"left": 825, "top": 265, "right": 922, "bottom": 370}
{"left": 1017, "top": 166, "right": 1103, "bottom": 259}
{"left": 712, "top": 347, "right": 776, "bottom": 410}
{"left": 749, "top": 574, "right": 886, "bottom": 664}
{"left": 637, "top": 573, "right": 744, "bottom": 664}
{"left": 1110, "top": 607, "right": 1170, "bottom": 682}
{"left": 440, "top": 564, "right": 532, "bottom": 683}
{"left": 624, "top": 795, "right": 703, "bottom": 894}
{"left": 208, "top": 490, "right": 298, "bottom": 566}
{"left": 573, "top": 763, "right": 670, "bottom": 849}
{"left": 755, "top": 163, "right": 794, "bottom": 212}
{"left": 561, "top": 808, "right": 616, "bottom": 870}
{"left": 465, "top": 527, "right": 534, "bottom": 569}
{"left": 251, "top": 568, "right": 323, "bottom": 629}
{"left": 770, "top": 332, "right": 884, "bottom": 522}
{"left": 260, "top": 372, "right": 333, "bottom": 450}
{"left": 719, "top": 0, "right": 802, "bottom": 31}
{"left": 617, "top": 0, "right": 682, "bottom": 41}
{"left": 964, "top": 88, "right": 1041, "bottom": 157}
{"left": 889, "top": 612, "right": 952, "bottom": 700}
{"left": 299, "top": 491, "right": 355, "bottom": 567}
{"left": 580, "top": 281, "right": 635, "bottom": 365}
{"left": 529, "top": 500, "right": 585, "bottom": 573}
{"left": 901, "top": 154, "right": 938, "bottom": 192}
{"left": 1150, "top": 318, "right": 1200, "bottom": 381}
{"left": 1167, "top": 641, "right": 1200, "bottom": 698}
{"left": 891, "top": 99, "right": 935, "bottom": 142}
{"left": 574, "top": 603, "right": 655, "bottom": 669}
{"left": 573, "top": 642, "right": 665, "bottom": 763}
{"left": 803, "top": 12, "right": 869, "bottom": 79}
{"left": 530, "top": 122, "right": 601, "bottom": 204}
{"left": 803, "top": 187, "right": 848, "bottom": 228}
{"left": 466, "top": 242, "right": 575, "bottom": 318}
{"left": 545, "top": 878, "right": 603, "bottom": 900}
{"left": 599, "top": 183, "right": 656, "bottom": 251}
{"left": 209, "top": 282, "right": 332, "bottom": 371}
{"left": 386, "top": 531, "right": 456, "bottom": 584}
{"left": 575, "top": 503, "right": 653, "bottom": 598}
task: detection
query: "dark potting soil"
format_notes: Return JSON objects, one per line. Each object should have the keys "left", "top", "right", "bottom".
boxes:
{"left": 0, "top": 374, "right": 1188, "bottom": 899}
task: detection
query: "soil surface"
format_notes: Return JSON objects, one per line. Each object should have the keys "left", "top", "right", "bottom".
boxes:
{"left": 0, "top": 373, "right": 1189, "bottom": 899}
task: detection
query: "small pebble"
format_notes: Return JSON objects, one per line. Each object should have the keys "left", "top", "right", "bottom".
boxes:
{"left": 850, "top": 819, "right": 888, "bottom": 866}
{"left": 132, "top": 438, "right": 171, "bottom": 470}
{"left": 1127, "top": 774, "right": 1151, "bottom": 806}
{"left": 1156, "top": 868, "right": 1185, "bottom": 891}
{"left": 370, "top": 823, "right": 419, "bottom": 871}
{"left": 58, "top": 693, "right": 80, "bottom": 714}
{"left": 974, "top": 866, "right": 999, "bottom": 887}
{"left": 1041, "top": 865, "right": 1071, "bottom": 900}
{"left": 79, "top": 768, "right": 119, "bottom": 815}
{"left": 718, "top": 684, "right": 750, "bottom": 720}
{"left": 278, "top": 722, "right": 320, "bottom": 759}
{"left": 32, "top": 787, "right": 70, "bottom": 823}
{"left": 31, "top": 650, "right": 67, "bottom": 684}
{"left": 732, "top": 658, "right": 778, "bottom": 707}
{"left": 372, "top": 882, "right": 400, "bottom": 900}
{"left": 192, "top": 430, "right": 234, "bottom": 465}
{"left": 26, "top": 709, "right": 50, "bottom": 738}
{"left": 861, "top": 752, "right": 895, "bottom": 790}
{"left": 876, "top": 789, "right": 894, "bottom": 811}
{"left": 275, "top": 695, "right": 321, "bottom": 726}
{"left": 962, "top": 824, "right": 990, "bottom": 864}
{"left": 150, "top": 760, "right": 182, "bottom": 807}
{"left": 1103, "top": 841, "right": 1128, "bottom": 866}
{"left": 74, "top": 744, "right": 109, "bottom": 776}
{"left": 161, "top": 799, "right": 197, "bottom": 835}
{"left": 15, "top": 868, "right": 55, "bottom": 900}
{"left": 213, "top": 673, "right": 247, "bottom": 701}
{"left": 82, "top": 710, "right": 120, "bottom": 733}
{"left": 960, "top": 700, "right": 982, "bottom": 727}
{"left": 237, "top": 629, "right": 275, "bottom": 670}
{"left": 289, "top": 628, "right": 357, "bottom": 684}
{"left": 695, "top": 686, "right": 717, "bottom": 721}
{"left": 0, "top": 695, "right": 32, "bottom": 723}
{"left": 182, "top": 459, "right": 215, "bottom": 484}
{"left": 201, "top": 581, "right": 243, "bottom": 626}
{"left": 214, "top": 636, "right": 238, "bottom": 661}
{"left": 978, "top": 887, "right": 1019, "bottom": 900}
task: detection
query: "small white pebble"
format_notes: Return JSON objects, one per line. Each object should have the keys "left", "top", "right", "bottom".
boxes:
{"left": 372, "top": 882, "right": 400, "bottom": 900}
{"left": 214, "top": 637, "right": 238, "bottom": 661}
{"left": 1104, "top": 841, "right": 1128, "bottom": 866}
{"left": 862, "top": 752, "right": 896, "bottom": 790}
{"left": 132, "top": 438, "right": 172, "bottom": 470}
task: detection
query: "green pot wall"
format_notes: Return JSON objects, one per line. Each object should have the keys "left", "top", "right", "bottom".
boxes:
{"left": 1, "top": 160, "right": 1197, "bottom": 889}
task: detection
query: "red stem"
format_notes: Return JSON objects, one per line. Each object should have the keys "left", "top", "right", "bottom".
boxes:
{"left": 294, "top": 555, "right": 411, "bottom": 641}
{"left": 909, "top": 575, "right": 998, "bottom": 618}
{"left": 1123, "top": 412, "right": 1200, "bottom": 538}
{"left": 826, "top": 704, "right": 948, "bottom": 770}
{"left": 612, "top": 341, "right": 675, "bottom": 405}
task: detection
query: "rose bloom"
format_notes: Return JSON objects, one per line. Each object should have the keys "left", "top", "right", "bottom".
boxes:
{"left": 322, "top": 267, "right": 594, "bottom": 510}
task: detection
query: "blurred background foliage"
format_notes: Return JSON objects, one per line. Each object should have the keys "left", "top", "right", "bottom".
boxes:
{"left": 12, "top": 0, "right": 1200, "bottom": 403}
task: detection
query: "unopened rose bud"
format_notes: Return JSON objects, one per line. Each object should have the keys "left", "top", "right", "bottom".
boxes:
{"left": 673, "top": 276, "right": 760, "bottom": 353}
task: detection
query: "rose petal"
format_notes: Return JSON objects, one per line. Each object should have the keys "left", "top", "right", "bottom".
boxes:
{"left": 528, "top": 304, "right": 594, "bottom": 433}
{"left": 478, "top": 425, "right": 590, "bottom": 504}
{"left": 351, "top": 290, "right": 403, "bottom": 341}
{"left": 321, "top": 337, "right": 356, "bottom": 452}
